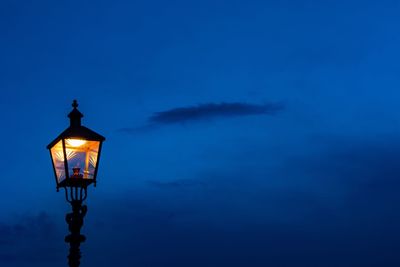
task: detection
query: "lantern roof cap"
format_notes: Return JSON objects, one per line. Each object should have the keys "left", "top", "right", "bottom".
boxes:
{"left": 47, "top": 125, "right": 106, "bottom": 149}
{"left": 46, "top": 100, "right": 105, "bottom": 149}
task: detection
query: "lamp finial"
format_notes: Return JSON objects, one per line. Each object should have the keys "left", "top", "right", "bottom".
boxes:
{"left": 68, "top": 100, "right": 83, "bottom": 127}
{"left": 72, "top": 100, "right": 79, "bottom": 109}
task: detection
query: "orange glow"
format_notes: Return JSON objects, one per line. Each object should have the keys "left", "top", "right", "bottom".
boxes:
{"left": 66, "top": 139, "right": 87, "bottom": 147}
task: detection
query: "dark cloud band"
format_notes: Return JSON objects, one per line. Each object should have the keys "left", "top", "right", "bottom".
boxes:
{"left": 119, "top": 102, "right": 284, "bottom": 133}
{"left": 149, "top": 102, "right": 284, "bottom": 124}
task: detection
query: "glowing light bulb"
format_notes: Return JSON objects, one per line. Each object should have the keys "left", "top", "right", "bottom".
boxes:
{"left": 66, "top": 139, "right": 87, "bottom": 147}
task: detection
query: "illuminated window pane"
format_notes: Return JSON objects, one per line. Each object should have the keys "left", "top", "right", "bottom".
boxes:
{"left": 50, "top": 140, "right": 66, "bottom": 183}
{"left": 64, "top": 139, "right": 100, "bottom": 179}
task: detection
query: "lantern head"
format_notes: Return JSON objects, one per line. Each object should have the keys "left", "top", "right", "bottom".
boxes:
{"left": 47, "top": 100, "right": 105, "bottom": 190}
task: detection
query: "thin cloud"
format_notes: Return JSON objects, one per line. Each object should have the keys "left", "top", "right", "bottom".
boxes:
{"left": 147, "top": 178, "right": 207, "bottom": 189}
{"left": 0, "top": 212, "right": 61, "bottom": 263}
{"left": 0, "top": 212, "right": 56, "bottom": 246}
{"left": 150, "top": 102, "right": 284, "bottom": 124}
{"left": 119, "top": 102, "right": 284, "bottom": 133}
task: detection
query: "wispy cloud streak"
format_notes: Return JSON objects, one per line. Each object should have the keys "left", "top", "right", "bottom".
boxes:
{"left": 0, "top": 212, "right": 60, "bottom": 263}
{"left": 119, "top": 102, "right": 284, "bottom": 133}
{"left": 149, "top": 102, "right": 284, "bottom": 124}
{"left": 147, "top": 179, "right": 207, "bottom": 189}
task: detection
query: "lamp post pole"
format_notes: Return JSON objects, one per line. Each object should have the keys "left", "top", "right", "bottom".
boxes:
{"left": 65, "top": 200, "right": 87, "bottom": 267}
{"left": 47, "top": 100, "right": 105, "bottom": 267}
{"left": 64, "top": 187, "right": 88, "bottom": 267}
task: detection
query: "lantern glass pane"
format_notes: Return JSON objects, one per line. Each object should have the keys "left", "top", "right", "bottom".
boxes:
{"left": 64, "top": 139, "right": 100, "bottom": 180}
{"left": 50, "top": 140, "right": 66, "bottom": 183}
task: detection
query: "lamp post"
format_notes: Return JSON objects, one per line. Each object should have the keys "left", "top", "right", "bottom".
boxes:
{"left": 47, "top": 100, "right": 105, "bottom": 267}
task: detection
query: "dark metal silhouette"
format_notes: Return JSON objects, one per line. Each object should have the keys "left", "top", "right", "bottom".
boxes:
{"left": 47, "top": 100, "right": 105, "bottom": 267}
{"left": 64, "top": 186, "right": 88, "bottom": 267}
{"left": 65, "top": 200, "right": 87, "bottom": 267}
{"left": 47, "top": 100, "right": 105, "bottom": 190}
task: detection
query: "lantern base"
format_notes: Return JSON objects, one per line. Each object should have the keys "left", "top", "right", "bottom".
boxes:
{"left": 58, "top": 178, "right": 94, "bottom": 188}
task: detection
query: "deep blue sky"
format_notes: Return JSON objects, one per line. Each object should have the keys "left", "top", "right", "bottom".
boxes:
{"left": 1, "top": 0, "right": 400, "bottom": 266}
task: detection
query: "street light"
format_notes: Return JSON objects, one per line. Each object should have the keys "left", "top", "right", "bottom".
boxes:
{"left": 47, "top": 100, "right": 105, "bottom": 267}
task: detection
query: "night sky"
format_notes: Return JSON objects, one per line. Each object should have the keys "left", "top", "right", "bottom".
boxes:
{"left": 1, "top": 0, "right": 400, "bottom": 266}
